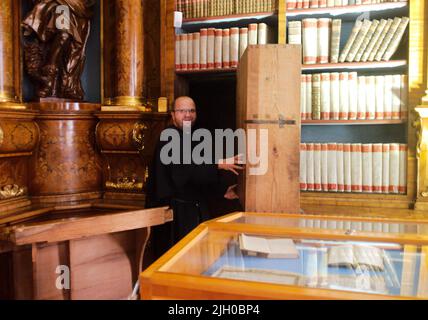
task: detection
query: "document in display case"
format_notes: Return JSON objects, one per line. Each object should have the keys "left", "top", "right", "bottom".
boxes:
{"left": 141, "top": 212, "right": 428, "bottom": 300}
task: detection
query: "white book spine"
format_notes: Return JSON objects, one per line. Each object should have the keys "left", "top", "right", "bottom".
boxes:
{"left": 348, "top": 72, "right": 358, "bottom": 120}
{"left": 330, "top": 72, "right": 340, "bottom": 120}
{"left": 239, "top": 28, "right": 248, "bottom": 59}
{"left": 361, "top": 19, "right": 388, "bottom": 62}
{"left": 257, "top": 23, "right": 268, "bottom": 45}
{"left": 389, "top": 143, "right": 400, "bottom": 193}
{"left": 200, "top": 29, "right": 208, "bottom": 69}
{"left": 320, "top": 73, "right": 331, "bottom": 120}
{"left": 187, "top": 33, "right": 193, "bottom": 70}
{"left": 222, "top": 29, "right": 230, "bottom": 68}
{"left": 339, "top": 20, "right": 363, "bottom": 63}
{"left": 175, "top": 34, "right": 181, "bottom": 70}
{"left": 346, "top": 19, "right": 372, "bottom": 62}
{"left": 307, "top": 143, "right": 315, "bottom": 191}
{"left": 384, "top": 75, "right": 393, "bottom": 119}
{"left": 306, "top": 74, "right": 313, "bottom": 119}
{"left": 193, "top": 32, "right": 200, "bottom": 69}
{"left": 207, "top": 28, "right": 215, "bottom": 69}
{"left": 375, "top": 17, "right": 402, "bottom": 62}
{"left": 317, "top": 18, "right": 331, "bottom": 64}
{"left": 248, "top": 23, "right": 258, "bottom": 45}
{"left": 328, "top": 143, "right": 338, "bottom": 191}
{"left": 339, "top": 72, "right": 349, "bottom": 120}
{"left": 337, "top": 144, "right": 344, "bottom": 192}
{"left": 372, "top": 144, "right": 383, "bottom": 193}
{"left": 382, "top": 144, "right": 390, "bottom": 193}
{"left": 401, "top": 75, "right": 408, "bottom": 119}
{"left": 391, "top": 74, "right": 401, "bottom": 119}
{"left": 344, "top": 144, "right": 352, "bottom": 192}
{"left": 375, "top": 76, "right": 385, "bottom": 119}
{"left": 330, "top": 19, "right": 342, "bottom": 63}
{"left": 288, "top": 21, "right": 302, "bottom": 45}
{"left": 301, "top": 75, "right": 307, "bottom": 120}
{"left": 229, "top": 28, "right": 239, "bottom": 68}
{"left": 314, "top": 143, "right": 322, "bottom": 191}
{"left": 301, "top": 143, "right": 308, "bottom": 190}
{"left": 382, "top": 17, "right": 410, "bottom": 61}
{"left": 357, "top": 76, "right": 366, "bottom": 120}
{"left": 214, "top": 29, "right": 222, "bottom": 69}
{"left": 362, "top": 144, "right": 373, "bottom": 193}
{"left": 399, "top": 144, "right": 407, "bottom": 194}
{"left": 302, "top": 18, "right": 318, "bottom": 65}
{"left": 321, "top": 144, "right": 329, "bottom": 191}
{"left": 180, "top": 33, "right": 188, "bottom": 70}
{"left": 351, "top": 144, "right": 363, "bottom": 192}
{"left": 366, "top": 76, "right": 376, "bottom": 120}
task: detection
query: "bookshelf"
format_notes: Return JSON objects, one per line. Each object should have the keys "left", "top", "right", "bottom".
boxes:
{"left": 161, "top": 0, "right": 428, "bottom": 211}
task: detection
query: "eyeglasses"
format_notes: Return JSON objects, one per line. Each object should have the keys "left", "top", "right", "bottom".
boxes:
{"left": 174, "top": 109, "right": 196, "bottom": 114}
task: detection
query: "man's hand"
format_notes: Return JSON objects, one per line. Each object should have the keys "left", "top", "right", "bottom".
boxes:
{"left": 224, "top": 184, "right": 239, "bottom": 200}
{"left": 218, "top": 154, "right": 244, "bottom": 175}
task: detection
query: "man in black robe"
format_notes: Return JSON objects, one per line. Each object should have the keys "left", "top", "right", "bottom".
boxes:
{"left": 146, "top": 96, "right": 243, "bottom": 258}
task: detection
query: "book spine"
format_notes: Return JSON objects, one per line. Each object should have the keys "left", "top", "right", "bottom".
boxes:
{"left": 389, "top": 143, "right": 400, "bottom": 193}
{"left": 207, "top": 28, "right": 215, "bottom": 69}
{"left": 346, "top": 19, "right": 372, "bottom": 62}
{"left": 384, "top": 74, "right": 393, "bottom": 119}
{"left": 214, "top": 29, "right": 222, "bottom": 69}
{"left": 312, "top": 74, "right": 321, "bottom": 120}
{"left": 248, "top": 23, "right": 258, "bottom": 45}
{"left": 310, "top": 0, "right": 319, "bottom": 8}
{"left": 382, "top": 144, "right": 390, "bottom": 193}
{"left": 348, "top": 72, "right": 358, "bottom": 120}
{"left": 321, "top": 144, "right": 329, "bottom": 191}
{"left": 375, "top": 17, "right": 402, "bottom": 61}
{"left": 314, "top": 143, "right": 322, "bottom": 191}
{"left": 366, "top": 76, "right": 376, "bottom": 119}
{"left": 200, "top": 28, "right": 208, "bottom": 69}
{"left": 317, "top": 18, "right": 331, "bottom": 64}
{"left": 343, "top": 144, "right": 352, "bottom": 192}
{"left": 288, "top": 21, "right": 302, "bottom": 45}
{"left": 303, "top": 0, "right": 310, "bottom": 8}
{"left": 307, "top": 143, "right": 315, "bottom": 191}
{"left": 339, "top": 72, "right": 349, "bottom": 120}
{"left": 302, "top": 18, "right": 318, "bottom": 64}
{"left": 382, "top": 17, "right": 410, "bottom": 61}
{"left": 357, "top": 76, "right": 366, "bottom": 119}
{"left": 355, "top": 19, "right": 379, "bottom": 62}
{"left": 337, "top": 144, "right": 344, "bottom": 192}
{"left": 372, "top": 143, "right": 383, "bottom": 193}
{"left": 368, "top": 18, "right": 393, "bottom": 62}
{"left": 180, "top": 33, "right": 188, "bottom": 70}
{"left": 193, "top": 32, "right": 200, "bottom": 69}
{"left": 328, "top": 143, "right": 338, "bottom": 191}
{"left": 222, "top": 29, "right": 230, "bottom": 68}
{"left": 330, "top": 19, "right": 342, "bottom": 63}
{"left": 400, "top": 74, "right": 408, "bottom": 119}
{"left": 306, "top": 74, "right": 313, "bottom": 119}
{"left": 301, "top": 143, "right": 307, "bottom": 190}
{"left": 230, "top": 27, "right": 239, "bottom": 68}
{"left": 375, "top": 76, "right": 385, "bottom": 119}
{"left": 287, "top": 0, "right": 297, "bottom": 9}
{"left": 351, "top": 143, "right": 363, "bottom": 192}
{"left": 301, "top": 75, "right": 307, "bottom": 120}
{"left": 187, "top": 32, "right": 194, "bottom": 70}
{"left": 297, "top": 0, "right": 304, "bottom": 9}
{"left": 391, "top": 74, "right": 401, "bottom": 119}
{"left": 239, "top": 27, "right": 248, "bottom": 59}
{"left": 320, "top": 73, "right": 331, "bottom": 120}
{"left": 327, "top": 0, "right": 335, "bottom": 6}
{"left": 362, "top": 144, "right": 373, "bottom": 193}
{"left": 399, "top": 144, "right": 407, "bottom": 194}
{"left": 339, "top": 19, "right": 363, "bottom": 63}
{"left": 330, "top": 72, "right": 340, "bottom": 120}
{"left": 361, "top": 19, "right": 388, "bottom": 62}
{"left": 175, "top": 34, "right": 181, "bottom": 71}
{"left": 319, "top": 0, "right": 327, "bottom": 7}
{"left": 258, "top": 23, "right": 268, "bottom": 44}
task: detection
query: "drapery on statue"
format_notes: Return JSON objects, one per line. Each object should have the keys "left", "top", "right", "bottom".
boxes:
{"left": 22, "top": 0, "right": 94, "bottom": 100}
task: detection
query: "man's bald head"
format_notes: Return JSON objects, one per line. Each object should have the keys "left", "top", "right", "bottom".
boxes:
{"left": 171, "top": 96, "right": 197, "bottom": 129}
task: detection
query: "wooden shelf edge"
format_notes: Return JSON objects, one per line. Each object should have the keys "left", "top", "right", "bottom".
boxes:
{"left": 286, "top": 1, "right": 408, "bottom": 17}
{"left": 182, "top": 11, "right": 277, "bottom": 25}
{"left": 302, "top": 119, "right": 407, "bottom": 125}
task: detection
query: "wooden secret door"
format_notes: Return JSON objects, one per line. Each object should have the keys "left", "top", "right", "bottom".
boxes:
{"left": 237, "top": 45, "right": 301, "bottom": 213}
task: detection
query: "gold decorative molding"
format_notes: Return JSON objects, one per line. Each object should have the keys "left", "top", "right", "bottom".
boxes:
{"left": 0, "top": 184, "right": 26, "bottom": 200}
{"left": 415, "top": 107, "right": 428, "bottom": 202}
{"left": 105, "top": 177, "right": 143, "bottom": 191}
{"left": 0, "top": 124, "right": 3, "bottom": 147}
{"left": 133, "top": 122, "right": 148, "bottom": 152}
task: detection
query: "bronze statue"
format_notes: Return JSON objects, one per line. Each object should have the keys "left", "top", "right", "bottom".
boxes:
{"left": 22, "top": 0, "right": 94, "bottom": 100}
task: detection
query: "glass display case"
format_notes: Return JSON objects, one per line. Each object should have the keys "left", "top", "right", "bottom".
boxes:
{"left": 140, "top": 212, "right": 428, "bottom": 300}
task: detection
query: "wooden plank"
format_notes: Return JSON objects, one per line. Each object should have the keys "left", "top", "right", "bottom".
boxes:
{"left": 237, "top": 45, "right": 301, "bottom": 213}
{"left": 9, "top": 207, "right": 172, "bottom": 245}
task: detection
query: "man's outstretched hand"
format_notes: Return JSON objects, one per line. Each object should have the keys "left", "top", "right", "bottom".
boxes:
{"left": 218, "top": 154, "right": 244, "bottom": 176}
{"left": 224, "top": 184, "right": 239, "bottom": 200}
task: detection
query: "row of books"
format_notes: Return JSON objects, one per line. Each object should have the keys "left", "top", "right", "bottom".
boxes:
{"left": 288, "top": 16, "right": 409, "bottom": 64}
{"left": 300, "top": 143, "right": 407, "bottom": 194}
{"left": 177, "top": 0, "right": 278, "bottom": 19}
{"left": 287, "top": 0, "right": 402, "bottom": 10}
{"left": 301, "top": 73, "right": 408, "bottom": 120}
{"left": 175, "top": 23, "right": 273, "bottom": 70}
{"left": 299, "top": 219, "right": 409, "bottom": 234}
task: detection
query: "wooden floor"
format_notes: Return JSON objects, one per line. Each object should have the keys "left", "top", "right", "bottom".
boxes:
{"left": 302, "top": 204, "right": 428, "bottom": 220}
